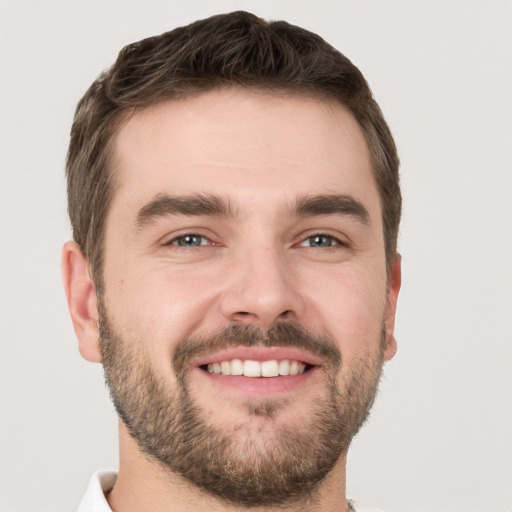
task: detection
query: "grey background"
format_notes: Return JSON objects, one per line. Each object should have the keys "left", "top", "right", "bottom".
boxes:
{"left": 1, "top": 1, "right": 511, "bottom": 511}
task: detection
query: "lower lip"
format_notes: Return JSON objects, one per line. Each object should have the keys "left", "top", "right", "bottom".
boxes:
{"left": 193, "top": 366, "right": 321, "bottom": 396}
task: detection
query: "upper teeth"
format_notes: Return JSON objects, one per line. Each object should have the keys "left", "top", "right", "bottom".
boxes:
{"left": 207, "top": 359, "right": 306, "bottom": 377}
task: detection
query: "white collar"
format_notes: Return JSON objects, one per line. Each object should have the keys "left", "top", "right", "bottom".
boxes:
{"left": 77, "top": 470, "right": 117, "bottom": 512}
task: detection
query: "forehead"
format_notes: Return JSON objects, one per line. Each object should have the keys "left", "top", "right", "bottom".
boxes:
{"left": 110, "top": 89, "right": 380, "bottom": 219}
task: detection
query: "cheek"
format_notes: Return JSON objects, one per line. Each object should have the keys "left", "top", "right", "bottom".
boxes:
{"left": 104, "top": 263, "right": 224, "bottom": 348}
{"left": 304, "top": 267, "right": 387, "bottom": 358}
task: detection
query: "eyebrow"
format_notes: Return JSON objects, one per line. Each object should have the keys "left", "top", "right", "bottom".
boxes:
{"left": 135, "top": 194, "right": 236, "bottom": 229}
{"left": 292, "top": 194, "right": 370, "bottom": 225}
{"left": 135, "top": 192, "right": 370, "bottom": 229}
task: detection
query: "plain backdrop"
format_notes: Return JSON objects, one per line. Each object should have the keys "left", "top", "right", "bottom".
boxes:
{"left": 1, "top": 1, "right": 511, "bottom": 511}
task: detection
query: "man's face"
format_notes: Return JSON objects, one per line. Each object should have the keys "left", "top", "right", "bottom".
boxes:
{"left": 98, "top": 90, "right": 400, "bottom": 505}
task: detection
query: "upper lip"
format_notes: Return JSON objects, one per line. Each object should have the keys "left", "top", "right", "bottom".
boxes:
{"left": 192, "top": 346, "right": 323, "bottom": 368}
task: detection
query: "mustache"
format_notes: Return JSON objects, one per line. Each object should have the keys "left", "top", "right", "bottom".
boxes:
{"left": 172, "top": 322, "right": 341, "bottom": 375}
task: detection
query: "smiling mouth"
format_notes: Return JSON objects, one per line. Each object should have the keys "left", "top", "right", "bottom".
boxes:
{"left": 200, "top": 359, "right": 315, "bottom": 377}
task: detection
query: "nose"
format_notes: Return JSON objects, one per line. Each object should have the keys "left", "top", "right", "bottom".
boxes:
{"left": 219, "top": 245, "right": 305, "bottom": 329}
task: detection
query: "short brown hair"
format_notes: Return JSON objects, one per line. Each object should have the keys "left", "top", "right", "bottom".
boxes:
{"left": 66, "top": 11, "right": 401, "bottom": 283}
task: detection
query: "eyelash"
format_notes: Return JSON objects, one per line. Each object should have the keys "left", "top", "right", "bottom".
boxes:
{"left": 299, "top": 233, "right": 346, "bottom": 248}
{"left": 165, "top": 234, "right": 213, "bottom": 247}
{"left": 165, "top": 232, "right": 347, "bottom": 249}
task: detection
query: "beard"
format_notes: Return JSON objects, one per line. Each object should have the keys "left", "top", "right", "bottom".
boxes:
{"left": 98, "top": 302, "right": 385, "bottom": 508}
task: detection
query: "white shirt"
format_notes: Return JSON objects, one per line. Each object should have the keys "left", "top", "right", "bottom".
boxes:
{"left": 77, "top": 471, "right": 386, "bottom": 512}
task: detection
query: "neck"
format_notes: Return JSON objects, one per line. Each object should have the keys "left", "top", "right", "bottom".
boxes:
{"left": 107, "top": 422, "right": 350, "bottom": 512}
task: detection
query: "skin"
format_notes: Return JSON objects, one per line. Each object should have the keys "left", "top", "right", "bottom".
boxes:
{"left": 62, "top": 89, "right": 401, "bottom": 512}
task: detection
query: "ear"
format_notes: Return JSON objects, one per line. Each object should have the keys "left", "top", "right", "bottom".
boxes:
{"left": 61, "top": 241, "right": 102, "bottom": 362}
{"left": 383, "top": 254, "right": 401, "bottom": 361}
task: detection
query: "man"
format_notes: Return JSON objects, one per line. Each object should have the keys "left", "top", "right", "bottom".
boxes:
{"left": 62, "top": 11, "right": 401, "bottom": 512}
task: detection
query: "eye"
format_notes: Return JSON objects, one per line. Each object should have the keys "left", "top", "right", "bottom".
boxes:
{"left": 169, "top": 234, "right": 211, "bottom": 247}
{"left": 299, "top": 234, "right": 341, "bottom": 248}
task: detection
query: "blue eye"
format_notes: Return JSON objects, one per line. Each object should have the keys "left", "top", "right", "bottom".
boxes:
{"left": 301, "top": 234, "right": 339, "bottom": 248}
{"left": 172, "top": 235, "right": 208, "bottom": 247}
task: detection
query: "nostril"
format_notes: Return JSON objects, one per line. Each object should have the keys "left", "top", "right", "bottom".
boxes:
{"left": 228, "top": 309, "right": 298, "bottom": 328}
